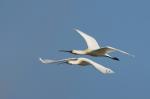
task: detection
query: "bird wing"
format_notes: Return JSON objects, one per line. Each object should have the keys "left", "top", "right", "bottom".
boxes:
{"left": 78, "top": 58, "right": 114, "bottom": 74}
{"left": 39, "top": 57, "right": 77, "bottom": 64}
{"left": 77, "top": 59, "right": 90, "bottom": 66}
{"left": 95, "top": 46, "right": 134, "bottom": 57}
{"left": 75, "top": 29, "right": 100, "bottom": 50}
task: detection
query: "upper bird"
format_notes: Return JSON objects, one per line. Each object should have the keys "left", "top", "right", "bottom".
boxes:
{"left": 39, "top": 57, "right": 114, "bottom": 74}
{"left": 60, "top": 29, "right": 134, "bottom": 61}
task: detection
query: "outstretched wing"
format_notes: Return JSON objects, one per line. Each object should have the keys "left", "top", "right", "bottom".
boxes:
{"left": 75, "top": 29, "right": 100, "bottom": 50}
{"left": 95, "top": 46, "right": 134, "bottom": 57}
{"left": 79, "top": 58, "right": 114, "bottom": 74}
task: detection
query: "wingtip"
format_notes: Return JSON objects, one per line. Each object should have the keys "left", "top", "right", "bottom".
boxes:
{"left": 73, "top": 28, "right": 77, "bottom": 30}
{"left": 107, "top": 46, "right": 135, "bottom": 58}
{"left": 74, "top": 28, "right": 86, "bottom": 36}
{"left": 39, "top": 57, "right": 42, "bottom": 60}
{"left": 126, "top": 53, "right": 135, "bottom": 58}
{"left": 74, "top": 28, "right": 80, "bottom": 32}
{"left": 39, "top": 57, "right": 45, "bottom": 63}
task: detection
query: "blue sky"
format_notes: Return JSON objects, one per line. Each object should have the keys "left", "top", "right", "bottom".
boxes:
{"left": 0, "top": 0, "right": 150, "bottom": 99}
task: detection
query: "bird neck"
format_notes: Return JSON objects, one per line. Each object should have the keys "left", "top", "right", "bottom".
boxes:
{"left": 73, "top": 50, "right": 86, "bottom": 55}
{"left": 68, "top": 60, "right": 80, "bottom": 65}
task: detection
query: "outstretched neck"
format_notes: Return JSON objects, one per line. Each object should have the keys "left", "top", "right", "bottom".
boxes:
{"left": 72, "top": 50, "right": 86, "bottom": 55}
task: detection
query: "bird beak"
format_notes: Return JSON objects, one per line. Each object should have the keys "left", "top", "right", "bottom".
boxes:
{"left": 59, "top": 50, "right": 72, "bottom": 53}
{"left": 57, "top": 62, "right": 66, "bottom": 65}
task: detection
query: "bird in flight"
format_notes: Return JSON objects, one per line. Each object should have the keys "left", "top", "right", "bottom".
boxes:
{"left": 60, "top": 29, "right": 134, "bottom": 61}
{"left": 39, "top": 57, "right": 114, "bottom": 74}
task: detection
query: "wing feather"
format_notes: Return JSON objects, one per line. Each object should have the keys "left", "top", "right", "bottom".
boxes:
{"left": 94, "top": 46, "right": 134, "bottom": 57}
{"left": 106, "top": 46, "right": 134, "bottom": 57}
{"left": 79, "top": 58, "right": 114, "bottom": 74}
{"left": 75, "top": 29, "right": 100, "bottom": 50}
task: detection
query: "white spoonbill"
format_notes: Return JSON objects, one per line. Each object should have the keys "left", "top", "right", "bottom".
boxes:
{"left": 39, "top": 57, "right": 114, "bottom": 74}
{"left": 60, "top": 29, "right": 134, "bottom": 61}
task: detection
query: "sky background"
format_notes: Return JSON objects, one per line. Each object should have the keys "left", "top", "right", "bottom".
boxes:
{"left": 0, "top": 0, "right": 150, "bottom": 99}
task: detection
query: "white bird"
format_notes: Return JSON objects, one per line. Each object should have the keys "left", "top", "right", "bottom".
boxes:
{"left": 39, "top": 57, "right": 114, "bottom": 74}
{"left": 60, "top": 29, "right": 134, "bottom": 61}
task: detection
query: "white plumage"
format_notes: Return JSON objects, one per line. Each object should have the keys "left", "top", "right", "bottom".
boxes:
{"left": 39, "top": 57, "right": 114, "bottom": 74}
{"left": 75, "top": 29, "right": 100, "bottom": 50}
{"left": 60, "top": 29, "right": 134, "bottom": 61}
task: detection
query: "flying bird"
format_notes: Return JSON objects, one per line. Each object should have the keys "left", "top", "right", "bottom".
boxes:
{"left": 39, "top": 57, "right": 114, "bottom": 74}
{"left": 60, "top": 29, "right": 134, "bottom": 61}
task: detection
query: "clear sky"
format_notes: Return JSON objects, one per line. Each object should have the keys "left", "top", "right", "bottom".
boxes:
{"left": 0, "top": 0, "right": 150, "bottom": 99}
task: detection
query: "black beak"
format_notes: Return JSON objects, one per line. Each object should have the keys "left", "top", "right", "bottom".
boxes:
{"left": 59, "top": 50, "right": 72, "bottom": 53}
{"left": 112, "top": 57, "right": 120, "bottom": 61}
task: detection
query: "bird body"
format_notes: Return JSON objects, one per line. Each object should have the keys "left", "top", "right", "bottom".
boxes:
{"left": 60, "top": 29, "right": 134, "bottom": 61}
{"left": 39, "top": 57, "right": 114, "bottom": 74}
{"left": 71, "top": 49, "right": 106, "bottom": 56}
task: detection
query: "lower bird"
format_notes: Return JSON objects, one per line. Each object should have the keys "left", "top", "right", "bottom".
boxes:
{"left": 39, "top": 57, "right": 114, "bottom": 74}
{"left": 60, "top": 29, "right": 134, "bottom": 61}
